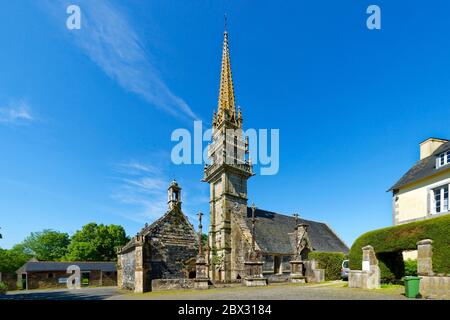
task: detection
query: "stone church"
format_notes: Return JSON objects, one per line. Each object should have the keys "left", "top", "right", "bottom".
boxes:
{"left": 203, "top": 30, "right": 348, "bottom": 282}
{"left": 117, "top": 180, "right": 198, "bottom": 292}
{"left": 117, "top": 28, "right": 348, "bottom": 292}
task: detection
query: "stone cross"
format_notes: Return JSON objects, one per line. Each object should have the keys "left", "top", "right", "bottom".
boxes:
{"left": 292, "top": 213, "right": 300, "bottom": 257}
{"left": 293, "top": 213, "right": 299, "bottom": 226}
{"left": 197, "top": 212, "right": 204, "bottom": 256}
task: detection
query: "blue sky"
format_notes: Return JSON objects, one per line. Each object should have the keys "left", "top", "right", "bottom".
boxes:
{"left": 1, "top": 0, "right": 449, "bottom": 249}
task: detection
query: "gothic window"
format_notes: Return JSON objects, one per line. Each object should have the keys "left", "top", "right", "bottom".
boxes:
{"left": 432, "top": 184, "right": 449, "bottom": 213}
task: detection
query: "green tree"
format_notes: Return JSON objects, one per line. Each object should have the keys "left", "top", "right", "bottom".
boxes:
{"left": 21, "top": 230, "right": 70, "bottom": 261}
{"left": 0, "top": 245, "right": 32, "bottom": 273}
{"left": 65, "top": 223, "right": 129, "bottom": 261}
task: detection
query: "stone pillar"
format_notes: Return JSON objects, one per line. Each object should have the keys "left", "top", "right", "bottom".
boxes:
{"left": 303, "top": 260, "right": 325, "bottom": 283}
{"left": 243, "top": 252, "right": 267, "bottom": 286}
{"left": 134, "top": 235, "right": 151, "bottom": 293}
{"left": 357, "top": 245, "right": 380, "bottom": 289}
{"left": 116, "top": 252, "right": 124, "bottom": 289}
{"left": 417, "top": 239, "right": 433, "bottom": 276}
{"left": 194, "top": 256, "right": 210, "bottom": 290}
{"left": 289, "top": 261, "right": 306, "bottom": 283}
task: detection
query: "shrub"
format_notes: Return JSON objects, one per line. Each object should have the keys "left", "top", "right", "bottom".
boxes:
{"left": 0, "top": 282, "right": 7, "bottom": 295}
{"left": 404, "top": 259, "right": 417, "bottom": 276}
{"left": 349, "top": 215, "right": 450, "bottom": 281}
{"left": 308, "top": 251, "right": 346, "bottom": 281}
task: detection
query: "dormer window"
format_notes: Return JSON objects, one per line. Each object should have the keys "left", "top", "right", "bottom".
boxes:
{"left": 436, "top": 151, "right": 450, "bottom": 169}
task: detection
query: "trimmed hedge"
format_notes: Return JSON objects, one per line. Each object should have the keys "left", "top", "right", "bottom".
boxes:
{"left": 349, "top": 215, "right": 450, "bottom": 281}
{"left": 404, "top": 259, "right": 417, "bottom": 276}
{"left": 308, "top": 251, "right": 346, "bottom": 280}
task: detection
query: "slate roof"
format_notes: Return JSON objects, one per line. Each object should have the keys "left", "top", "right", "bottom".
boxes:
{"left": 245, "top": 207, "right": 349, "bottom": 254}
{"left": 118, "top": 206, "right": 196, "bottom": 253}
{"left": 389, "top": 141, "right": 450, "bottom": 191}
{"left": 16, "top": 261, "right": 117, "bottom": 274}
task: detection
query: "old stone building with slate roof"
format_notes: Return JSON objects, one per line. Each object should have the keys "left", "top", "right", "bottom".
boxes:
{"left": 16, "top": 260, "right": 117, "bottom": 290}
{"left": 117, "top": 180, "right": 198, "bottom": 293}
{"left": 203, "top": 29, "right": 349, "bottom": 282}
{"left": 389, "top": 137, "right": 450, "bottom": 225}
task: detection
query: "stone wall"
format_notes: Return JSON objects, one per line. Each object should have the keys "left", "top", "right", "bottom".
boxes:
{"left": 348, "top": 245, "right": 380, "bottom": 289}
{"left": 148, "top": 209, "right": 197, "bottom": 279}
{"left": 229, "top": 207, "right": 252, "bottom": 280}
{"left": 23, "top": 270, "right": 116, "bottom": 290}
{"left": 120, "top": 249, "right": 136, "bottom": 290}
{"left": 150, "top": 238, "right": 197, "bottom": 279}
{"left": 0, "top": 273, "right": 18, "bottom": 291}
{"left": 151, "top": 279, "right": 194, "bottom": 291}
{"left": 419, "top": 275, "right": 450, "bottom": 299}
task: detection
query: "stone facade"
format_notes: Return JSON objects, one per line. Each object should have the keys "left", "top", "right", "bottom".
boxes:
{"left": 0, "top": 273, "right": 18, "bottom": 291}
{"left": 117, "top": 181, "right": 198, "bottom": 292}
{"left": 15, "top": 261, "right": 117, "bottom": 290}
{"left": 20, "top": 270, "right": 116, "bottom": 290}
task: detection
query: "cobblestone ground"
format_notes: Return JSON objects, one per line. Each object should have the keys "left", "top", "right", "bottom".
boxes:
{"left": 110, "top": 282, "right": 408, "bottom": 300}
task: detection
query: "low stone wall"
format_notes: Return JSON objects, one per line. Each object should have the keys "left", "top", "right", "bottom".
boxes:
{"left": 303, "top": 260, "right": 325, "bottom": 283}
{"left": 151, "top": 279, "right": 194, "bottom": 291}
{"left": 348, "top": 246, "right": 380, "bottom": 289}
{"left": 420, "top": 275, "right": 450, "bottom": 300}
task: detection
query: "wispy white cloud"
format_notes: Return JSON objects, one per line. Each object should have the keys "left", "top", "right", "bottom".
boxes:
{"left": 111, "top": 159, "right": 168, "bottom": 222}
{"left": 0, "top": 101, "right": 33, "bottom": 124}
{"left": 41, "top": 0, "right": 197, "bottom": 121}
{"left": 110, "top": 157, "right": 208, "bottom": 225}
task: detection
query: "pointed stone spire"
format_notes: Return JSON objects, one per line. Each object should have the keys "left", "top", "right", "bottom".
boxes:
{"left": 216, "top": 25, "right": 237, "bottom": 126}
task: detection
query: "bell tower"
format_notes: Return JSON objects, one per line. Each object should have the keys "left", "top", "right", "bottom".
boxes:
{"left": 203, "top": 27, "right": 254, "bottom": 282}
{"left": 168, "top": 179, "right": 181, "bottom": 211}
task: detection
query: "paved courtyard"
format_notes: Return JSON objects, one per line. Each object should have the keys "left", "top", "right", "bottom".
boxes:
{"left": 0, "top": 282, "right": 409, "bottom": 300}
{"left": 111, "top": 282, "right": 408, "bottom": 300}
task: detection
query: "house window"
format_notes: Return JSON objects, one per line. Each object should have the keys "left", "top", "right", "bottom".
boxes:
{"left": 48, "top": 273, "right": 54, "bottom": 279}
{"left": 432, "top": 185, "right": 449, "bottom": 213}
{"left": 436, "top": 151, "right": 450, "bottom": 168}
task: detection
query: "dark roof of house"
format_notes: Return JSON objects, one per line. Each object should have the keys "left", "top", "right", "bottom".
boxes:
{"left": 16, "top": 261, "right": 117, "bottom": 274}
{"left": 245, "top": 208, "right": 349, "bottom": 254}
{"left": 389, "top": 141, "right": 450, "bottom": 191}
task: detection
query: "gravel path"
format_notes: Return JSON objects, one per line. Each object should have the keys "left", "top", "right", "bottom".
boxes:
{"left": 110, "top": 282, "right": 408, "bottom": 300}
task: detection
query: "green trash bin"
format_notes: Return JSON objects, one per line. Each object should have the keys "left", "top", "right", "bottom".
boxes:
{"left": 404, "top": 276, "right": 421, "bottom": 298}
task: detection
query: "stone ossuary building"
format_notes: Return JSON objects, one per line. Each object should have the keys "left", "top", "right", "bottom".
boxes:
{"left": 117, "top": 27, "right": 349, "bottom": 291}
{"left": 117, "top": 181, "right": 198, "bottom": 292}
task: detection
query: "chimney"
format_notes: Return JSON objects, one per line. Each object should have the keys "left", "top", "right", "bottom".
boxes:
{"left": 419, "top": 138, "right": 448, "bottom": 160}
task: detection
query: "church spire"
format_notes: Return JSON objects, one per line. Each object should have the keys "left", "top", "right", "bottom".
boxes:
{"left": 216, "top": 21, "right": 238, "bottom": 127}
